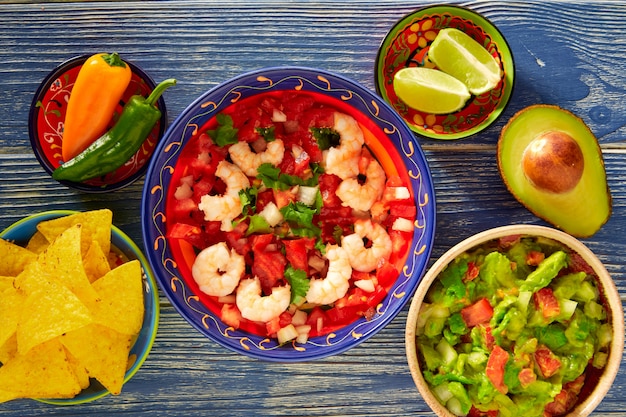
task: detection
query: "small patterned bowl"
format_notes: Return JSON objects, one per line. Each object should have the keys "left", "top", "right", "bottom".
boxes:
{"left": 375, "top": 5, "right": 514, "bottom": 140}
{"left": 0, "top": 210, "right": 160, "bottom": 404}
{"left": 142, "top": 66, "right": 437, "bottom": 362}
{"left": 28, "top": 55, "right": 168, "bottom": 192}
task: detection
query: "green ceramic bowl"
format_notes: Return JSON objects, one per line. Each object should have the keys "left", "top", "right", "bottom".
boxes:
{"left": 0, "top": 210, "right": 160, "bottom": 405}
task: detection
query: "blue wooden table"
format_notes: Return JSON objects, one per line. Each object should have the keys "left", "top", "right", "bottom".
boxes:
{"left": 0, "top": 1, "right": 624, "bottom": 416}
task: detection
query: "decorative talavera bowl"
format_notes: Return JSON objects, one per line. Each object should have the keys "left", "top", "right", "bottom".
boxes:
{"left": 375, "top": 5, "right": 514, "bottom": 140}
{"left": 0, "top": 210, "right": 160, "bottom": 404}
{"left": 142, "top": 66, "right": 436, "bottom": 362}
{"left": 406, "top": 225, "right": 623, "bottom": 416}
{"left": 29, "top": 54, "right": 168, "bottom": 192}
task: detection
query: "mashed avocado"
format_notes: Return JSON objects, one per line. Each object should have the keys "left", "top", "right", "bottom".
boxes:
{"left": 415, "top": 235, "right": 612, "bottom": 417}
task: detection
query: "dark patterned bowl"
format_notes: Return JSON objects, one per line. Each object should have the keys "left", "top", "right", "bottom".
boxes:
{"left": 29, "top": 55, "right": 168, "bottom": 192}
{"left": 141, "top": 66, "right": 436, "bottom": 361}
{"left": 375, "top": 5, "right": 514, "bottom": 140}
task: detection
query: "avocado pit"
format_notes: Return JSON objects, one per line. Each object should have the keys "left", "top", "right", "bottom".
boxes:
{"left": 521, "top": 131, "right": 584, "bottom": 194}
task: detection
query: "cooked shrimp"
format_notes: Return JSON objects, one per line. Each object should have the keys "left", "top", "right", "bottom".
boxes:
{"left": 236, "top": 277, "right": 291, "bottom": 322}
{"left": 341, "top": 219, "right": 392, "bottom": 272}
{"left": 323, "top": 112, "right": 365, "bottom": 180}
{"left": 192, "top": 242, "right": 245, "bottom": 297}
{"left": 305, "top": 245, "right": 352, "bottom": 305}
{"left": 336, "top": 156, "right": 385, "bottom": 212}
{"left": 228, "top": 139, "right": 285, "bottom": 177}
{"left": 198, "top": 160, "right": 250, "bottom": 231}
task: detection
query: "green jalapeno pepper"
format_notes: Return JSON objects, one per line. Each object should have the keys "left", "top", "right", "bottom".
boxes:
{"left": 52, "top": 78, "right": 177, "bottom": 183}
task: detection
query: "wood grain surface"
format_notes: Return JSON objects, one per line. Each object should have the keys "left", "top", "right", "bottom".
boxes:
{"left": 0, "top": 1, "right": 624, "bottom": 416}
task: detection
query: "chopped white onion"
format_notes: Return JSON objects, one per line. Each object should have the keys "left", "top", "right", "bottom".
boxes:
{"left": 277, "top": 324, "right": 299, "bottom": 344}
{"left": 259, "top": 202, "right": 283, "bottom": 226}
{"left": 354, "top": 279, "right": 376, "bottom": 293}
{"left": 297, "top": 186, "right": 319, "bottom": 206}
{"left": 272, "top": 108, "right": 287, "bottom": 122}
{"left": 291, "top": 310, "right": 308, "bottom": 326}
{"left": 392, "top": 217, "right": 414, "bottom": 232}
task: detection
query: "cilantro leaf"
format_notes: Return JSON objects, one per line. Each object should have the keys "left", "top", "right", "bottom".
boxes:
{"left": 311, "top": 127, "right": 340, "bottom": 150}
{"left": 284, "top": 266, "right": 310, "bottom": 305}
{"left": 207, "top": 113, "right": 238, "bottom": 147}
{"left": 257, "top": 163, "right": 319, "bottom": 190}
{"left": 256, "top": 126, "right": 276, "bottom": 141}
{"left": 280, "top": 202, "right": 321, "bottom": 238}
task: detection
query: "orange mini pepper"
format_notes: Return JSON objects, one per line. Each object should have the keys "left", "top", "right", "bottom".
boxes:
{"left": 61, "top": 52, "right": 132, "bottom": 162}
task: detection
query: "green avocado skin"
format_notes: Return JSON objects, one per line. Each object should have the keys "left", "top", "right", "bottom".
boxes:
{"left": 497, "top": 105, "right": 611, "bottom": 238}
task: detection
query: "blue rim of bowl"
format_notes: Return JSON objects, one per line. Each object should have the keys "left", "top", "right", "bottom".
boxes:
{"left": 28, "top": 55, "right": 168, "bottom": 193}
{"left": 0, "top": 210, "right": 160, "bottom": 405}
{"left": 141, "top": 66, "right": 437, "bottom": 362}
{"left": 374, "top": 4, "right": 515, "bottom": 140}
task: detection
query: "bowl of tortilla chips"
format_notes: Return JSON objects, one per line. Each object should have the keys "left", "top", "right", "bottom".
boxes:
{"left": 0, "top": 209, "right": 159, "bottom": 405}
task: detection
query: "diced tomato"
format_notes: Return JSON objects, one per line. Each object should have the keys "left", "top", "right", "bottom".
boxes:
{"left": 265, "top": 316, "right": 281, "bottom": 336}
{"left": 534, "top": 287, "right": 561, "bottom": 319}
{"left": 526, "top": 250, "right": 545, "bottom": 266}
{"left": 318, "top": 173, "right": 343, "bottom": 208}
{"left": 376, "top": 260, "right": 399, "bottom": 289}
{"left": 460, "top": 298, "right": 494, "bottom": 328}
{"left": 250, "top": 234, "right": 274, "bottom": 252}
{"left": 273, "top": 188, "right": 297, "bottom": 209}
{"left": 544, "top": 375, "right": 586, "bottom": 416}
{"left": 388, "top": 201, "right": 417, "bottom": 218}
{"left": 388, "top": 229, "right": 411, "bottom": 261}
{"left": 252, "top": 250, "right": 287, "bottom": 293}
{"left": 224, "top": 223, "right": 250, "bottom": 256}
{"left": 255, "top": 189, "right": 274, "bottom": 213}
{"left": 170, "top": 197, "right": 198, "bottom": 223}
{"left": 486, "top": 345, "right": 509, "bottom": 394}
{"left": 468, "top": 407, "right": 498, "bottom": 417}
{"left": 305, "top": 307, "right": 327, "bottom": 336}
{"left": 464, "top": 261, "right": 480, "bottom": 282}
{"left": 283, "top": 238, "right": 315, "bottom": 273}
{"left": 299, "top": 130, "right": 323, "bottom": 163}
{"left": 481, "top": 325, "right": 495, "bottom": 350}
{"left": 534, "top": 345, "right": 561, "bottom": 378}
{"left": 518, "top": 367, "right": 537, "bottom": 388}
{"left": 220, "top": 303, "right": 242, "bottom": 329}
{"left": 335, "top": 287, "right": 369, "bottom": 309}
{"left": 167, "top": 222, "right": 207, "bottom": 249}
{"left": 192, "top": 177, "right": 215, "bottom": 203}
{"left": 325, "top": 305, "right": 365, "bottom": 327}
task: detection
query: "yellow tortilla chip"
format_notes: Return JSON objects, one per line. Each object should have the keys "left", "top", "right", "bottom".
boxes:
{"left": 65, "top": 348, "right": 91, "bottom": 390}
{"left": 0, "top": 287, "right": 24, "bottom": 349}
{"left": 91, "top": 260, "right": 144, "bottom": 335}
{"left": 0, "top": 276, "right": 14, "bottom": 292}
{"left": 37, "top": 223, "right": 100, "bottom": 305}
{"left": 25, "top": 230, "right": 49, "bottom": 254}
{"left": 17, "top": 263, "right": 92, "bottom": 355}
{"left": 36, "top": 209, "right": 112, "bottom": 256}
{"left": 0, "top": 339, "right": 82, "bottom": 401}
{"left": 60, "top": 324, "right": 132, "bottom": 395}
{"left": 0, "top": 333, "right": 17, "bottom": 366}
{"left": 0, "top": 239, "right": 36, "bottom": 276}
{"left": 83, "top": 240, "right": 112, "bottom": 283}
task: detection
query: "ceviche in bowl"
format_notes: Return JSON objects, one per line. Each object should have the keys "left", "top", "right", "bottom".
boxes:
{"left": 141, "top": 67, "right": 436, "bottom": 361}
{"left": 405, "top": 225, "right": 624, "bottom": 417}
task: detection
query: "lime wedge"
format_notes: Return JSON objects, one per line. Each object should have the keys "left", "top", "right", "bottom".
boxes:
{"left": 428, "top": 28, "right": 502, "bottom": 95}
{"left": 393, "top": 67, "right": 471, "bottom": 114}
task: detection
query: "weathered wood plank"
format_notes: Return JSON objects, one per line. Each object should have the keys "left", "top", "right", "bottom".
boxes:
{"left": 0, "top": 1, "right": 625, "bottom": 416}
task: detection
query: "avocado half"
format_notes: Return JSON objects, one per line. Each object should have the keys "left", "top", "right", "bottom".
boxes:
{"left": 497, "top": 105, "right": 612, "bottom": 238}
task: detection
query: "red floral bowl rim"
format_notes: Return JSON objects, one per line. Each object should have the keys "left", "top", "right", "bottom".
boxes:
{"left": 28, "top": 54, "right": 168, "bottom": 193}
{"left": 375, "top": 4, "right": 515, "bottom": 140}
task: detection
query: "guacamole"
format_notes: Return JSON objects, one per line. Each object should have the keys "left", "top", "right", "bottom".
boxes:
{"left": 415, "top": 235, "right": 612, "bottom": 417}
